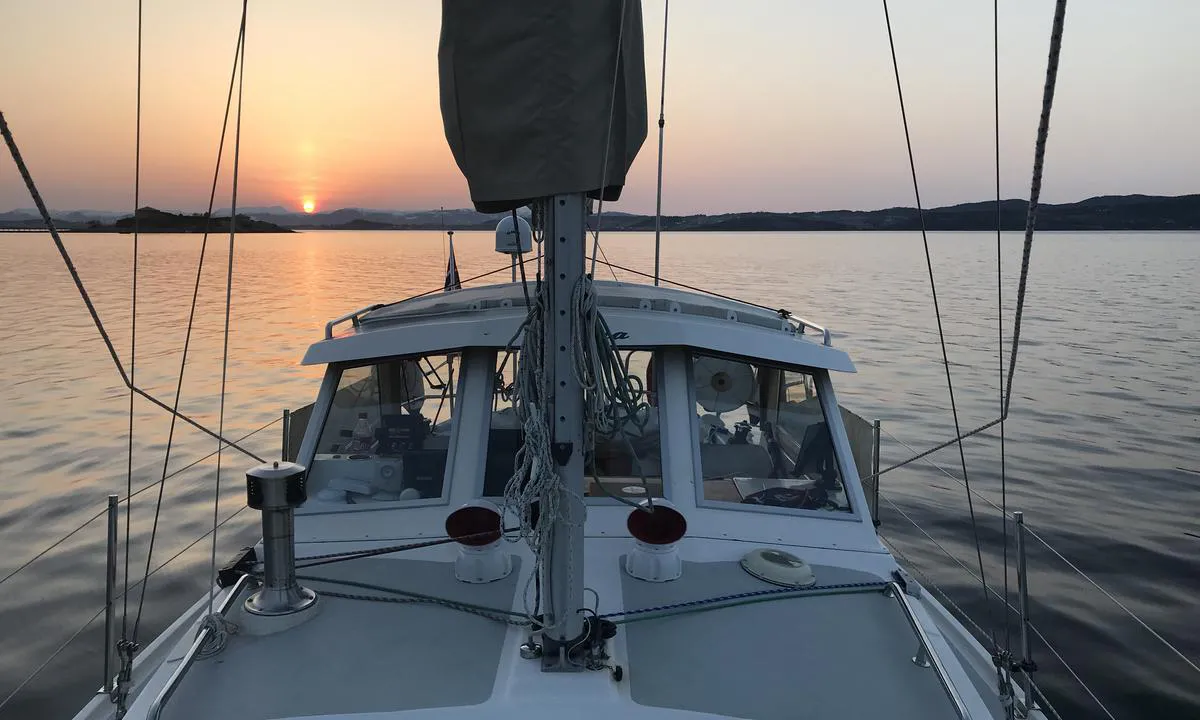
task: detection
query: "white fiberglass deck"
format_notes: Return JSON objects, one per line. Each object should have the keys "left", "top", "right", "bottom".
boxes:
{"left": 148, "top": 536, "right": 979, "bottom": 720}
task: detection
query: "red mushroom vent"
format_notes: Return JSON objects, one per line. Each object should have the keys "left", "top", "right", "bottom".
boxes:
{"left": 626, "top": 502, "right": 687, "bottom": 546}
{"left": 445, "top": 503, "right": 503, "bottom": 546}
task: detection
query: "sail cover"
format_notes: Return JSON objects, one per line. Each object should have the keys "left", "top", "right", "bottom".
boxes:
{"left": 439, "top": 0, "right": 648, "bottom": 213}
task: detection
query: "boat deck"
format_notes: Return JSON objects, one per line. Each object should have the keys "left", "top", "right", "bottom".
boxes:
{"left": 152, "top": 539, "right": 982, "bottom": 720}
{"left": 164, "top": 557, "right": 521, "bottom": 720}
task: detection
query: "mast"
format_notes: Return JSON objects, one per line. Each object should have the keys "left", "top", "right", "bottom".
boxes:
{"left": 539, "top": 193, "right": 588, "bottom": 667}
{"left": 437, "top": 0, "right": 648, "bottom": 671}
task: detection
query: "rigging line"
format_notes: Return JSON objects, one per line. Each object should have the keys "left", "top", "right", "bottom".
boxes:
{"left": 883, "top": 535, "right": 1070, "bottom": 720}
{"left": 886, "top": 496, "right": 1132, "bottom": 720}
{"left": 871, "top": 414, "right": 1004, "bottom": 480}
{"left": 584, "top": 219, "right": 620, "bottom": 281}
{"left": 882, "top": 500, "right": 1026, "bottom": 623}
{"left": 0, "top": 113, "right": 127, "bottom": 387}
{"left": 0, "top": 121, "right": 266, "bottom": 463}
{"left": 122, "top": 0, "right": 144, "bottom": 641}
{"left": 994, "top": 0, "right": 1012, "bottom": 658}
{"left": 1021, "top": 523, "right": 1200, "bottom": 676}
{"left": 128, "top": 416, "right": 280, "bottom": 505}
{"left": 1027, "top": 622, "right": 1117, "bottom": 720}
{"left": 882, "top": 536, "right": 991, "bottom": 639}
{"left": 132, "top": 7, "right": 247, "bottom": 643}
{"left": 857, "top": 2, "right": 1071, "bottom": 511}
{"left": 588, "top": 0, "right": 629, "bottom": 279}
{"left": 0, "top": 605, "right": 108, "bottom": 714}
{"left": 209, "top": 1, "right": 248, "bottom": 627}
{"left": 880, "top": 0, "right": 991, "bottom": 642}
{"left": 135, "top": 505, "right": 251, "bottom": 601}
{"left": 883, "top": 429, "right": 1199, "bottom": 677}
{"left": 880, "top": 495, "right": 999, "bottom": 606}
{"left": 882, "top": 426, "right": 1008, "bottom": 518}
{"left": 0, "top": 506, "right": 108, "bottom": 589}
{"left": 1, "top": 126, "right": 262, "bottom": 464}
{"left": 1029, "top": 685, "right": 1066, "bottom": 720}
{"left": 384, "top": 255, "right": 540, "bottom": 309}
{"left": 1004, "top": 0, "right": 1068, "bottom": 419}
{"left": 133, "top": 387, "right": 264, "bottom": 461}
{"left": 0, "top": 502, "right": 255, "bottom": 714}
{"left": 0, "top": 416, "right": 280, "bottom": 592}
{"left": 589, "top": 257, "right": 786, "bottom": 314}
{"left": 652, "top": 0, "right": 669, "bottom": 286}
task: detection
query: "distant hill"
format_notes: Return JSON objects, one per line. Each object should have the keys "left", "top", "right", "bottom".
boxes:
{"left": 76, "top": 207, "right": 291, "bottom": 233}
{"left": 3, "top": 195, "right": 1198, "bottom": 232}
{"left": 261, "top": 194, "right": 1200, "bottom": 232}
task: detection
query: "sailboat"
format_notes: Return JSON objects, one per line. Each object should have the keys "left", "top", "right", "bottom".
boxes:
{"left": 59, "top": 2, "right": 1060, "bottom": 719}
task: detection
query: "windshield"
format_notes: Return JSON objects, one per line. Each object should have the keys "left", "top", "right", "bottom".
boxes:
{"left": 691, "top": 352, "right": 850, "bottom": 513}
{"left": 484, "top": 349, "right": 663, "bottom": 500}
{"left": 307, "top": 354, "right": 460, "bottom": 505}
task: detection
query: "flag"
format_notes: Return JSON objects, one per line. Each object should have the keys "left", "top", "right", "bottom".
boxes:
{"left": 444, "top": 230, "right": 461, "bottom": 291}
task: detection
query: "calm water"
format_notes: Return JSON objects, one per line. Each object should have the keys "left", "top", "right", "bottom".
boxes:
{"left": 0, "top": 230, "right": 1196, "bottom": 718}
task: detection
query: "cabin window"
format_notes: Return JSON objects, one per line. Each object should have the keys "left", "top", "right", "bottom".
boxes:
{"left": 483, "top": 349, "right": 664, "bottom": 499}
{"left": 306, "top": 353, "right": 460, "bottom": 504}
{"left": 690, "top": 352, "right": 850, "bottom": 513}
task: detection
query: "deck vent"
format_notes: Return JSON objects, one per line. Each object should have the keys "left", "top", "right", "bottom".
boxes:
{"left": 625, "top": 500, "right": 687, "bottom": 582}
{"left": 245, "top": 461, "right": 319, "bottom": 618}
{"left": 740, "top": 548, "right": 816, "bottom": 588}
{"left": 446, "top": 501, "right": 512, "bottom": 583}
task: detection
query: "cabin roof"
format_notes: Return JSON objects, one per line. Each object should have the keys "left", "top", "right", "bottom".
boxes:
{"left": 302, "top": 281, "right": 855, "bottom": 372}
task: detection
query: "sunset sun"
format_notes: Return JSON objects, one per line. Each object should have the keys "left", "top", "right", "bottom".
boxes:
{"left": 302, "top": 198, "right": 316, "bottom": 214}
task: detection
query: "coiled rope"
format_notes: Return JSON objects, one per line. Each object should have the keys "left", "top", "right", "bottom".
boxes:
{"left": 501, "top": 279, "right": 576, "bottom": 627}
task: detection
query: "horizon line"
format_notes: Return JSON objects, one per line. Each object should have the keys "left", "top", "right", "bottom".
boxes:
{"left": 2, "top": 191, "right": 1197, "bottom": 217}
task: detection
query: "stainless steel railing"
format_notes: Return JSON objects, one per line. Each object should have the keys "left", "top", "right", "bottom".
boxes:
{"left": 146, "top": 574, "right": 251, "bottom": 720}
{"left": 324, "top": 303, "right": 384, "bottom": 339}
{"left": 884, "top": 580, "right": 973, "bottom": 719}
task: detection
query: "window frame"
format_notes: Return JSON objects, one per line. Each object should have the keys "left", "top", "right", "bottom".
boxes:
{"left": 686, "top": 350, "right": 866, "bottom": 523}
{"left": 299, "top": 351, "right": 468, "bottom": 515}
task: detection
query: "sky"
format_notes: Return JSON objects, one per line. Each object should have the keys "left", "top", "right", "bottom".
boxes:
{"left": 2, "top": 0, "right": 1197, "bottom": 215}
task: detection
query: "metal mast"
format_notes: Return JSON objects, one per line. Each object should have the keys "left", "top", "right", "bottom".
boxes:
{"left": 539, "top": 193, "right": 587, "bottom": 669}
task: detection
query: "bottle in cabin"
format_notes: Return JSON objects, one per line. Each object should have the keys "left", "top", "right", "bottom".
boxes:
{"left": 351, "top": 412, "right": 374, "bottom": 452}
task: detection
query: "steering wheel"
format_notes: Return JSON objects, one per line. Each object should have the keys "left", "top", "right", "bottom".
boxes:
{"left": 740, "top": 485, "right": 830, "bottom": 511}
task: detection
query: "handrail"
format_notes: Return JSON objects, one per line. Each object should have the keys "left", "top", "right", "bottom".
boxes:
{"left": 885, "top": 537, "right": 1076, "bottom": 720}
{"left": 324, "top": 303, "right": 384, "bottom": 339}
{"left": 147, "top": 573, "right": 251, "bottom": 720}
{"left": 882, "top": 503, "right": 1121, "bottom": 719}
{"left": 792, "top": 316, "right": 832, "bottom": 346}
{"left": 884, "top": 580, "right": 972, "bottom": 720}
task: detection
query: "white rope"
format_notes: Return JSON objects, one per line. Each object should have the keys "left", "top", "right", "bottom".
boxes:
{"left": 571, "top": 275, "right": 656, "bottom": 507}
{"left": 195, "top": 612, "right": 239, "bottom": 659}
{"left": 571, "top": 276, "right": 649, "bottom": 439}
{"left": 502, "top": 272, "right": 655, "bottom": 627}
{"left": 501, "top": 283, "right": 579, "bottom": 628}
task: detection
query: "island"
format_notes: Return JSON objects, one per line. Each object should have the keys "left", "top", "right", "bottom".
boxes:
{"left": 0, "top": 207, "right": 293, "bottom": 233}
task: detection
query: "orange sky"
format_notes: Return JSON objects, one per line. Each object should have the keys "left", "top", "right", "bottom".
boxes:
{"left": 2, "top": 1, "right": 1198, "bottom": 214}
